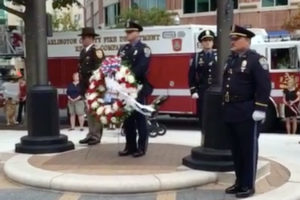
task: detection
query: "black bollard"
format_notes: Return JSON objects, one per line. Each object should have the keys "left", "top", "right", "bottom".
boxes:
{"left": 15, "top": 85, "right": 74, "bottom": 153}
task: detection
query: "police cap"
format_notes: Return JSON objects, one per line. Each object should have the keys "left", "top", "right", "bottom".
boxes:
{"left": 230, "top": 25, "right": 255, "bottom": 39}
{"left": 198, "top": 30, "right": 215, "bottom": 42}
{"left": 125, "top": 20, "right": 143, "bottom": 32}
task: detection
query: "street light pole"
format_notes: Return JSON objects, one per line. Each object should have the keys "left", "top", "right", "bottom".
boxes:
{"left": 15, "top": 0, "right": 74, "bottom": 153}
{"left": 183, "top": 0, "right": 234, "bottom": 171}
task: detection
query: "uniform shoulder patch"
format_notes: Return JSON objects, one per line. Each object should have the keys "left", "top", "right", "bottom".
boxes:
{"left": 96, "top": 49, "right": 104, "bottom": 59}
{"left": 259, "top": 57, "right": 269, "bottom": 70}
{"left": 144, "top": 47, "right": 151, "bottom": 58}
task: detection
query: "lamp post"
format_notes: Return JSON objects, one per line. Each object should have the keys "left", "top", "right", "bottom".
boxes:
{"left": 15, "top": 0, "right": 74, "bottom": 154}
{"left": 182, "top": 0, "right": 234, "bottom": 171}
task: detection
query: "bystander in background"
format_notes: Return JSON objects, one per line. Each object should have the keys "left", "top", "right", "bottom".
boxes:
{"left": 16, "top": 77, "right": 26, "bottom": 124}
{"left": 66, "top": 72, "right": 85, "bottom": 131}
{"left": 283, "top": 77, "right": 300, "bottom": 134}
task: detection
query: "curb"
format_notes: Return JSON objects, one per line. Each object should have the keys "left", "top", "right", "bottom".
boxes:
{"left": 4, "top": 155, "right": 217, "bottom": 193}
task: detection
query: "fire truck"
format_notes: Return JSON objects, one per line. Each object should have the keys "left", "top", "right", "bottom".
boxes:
{"left": 47, "top": 25, "right": 300, "bottom": 131}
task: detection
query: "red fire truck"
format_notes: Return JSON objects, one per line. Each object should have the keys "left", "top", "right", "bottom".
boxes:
{"left": 46, "top": 25, "right": 299, "bottom": 131}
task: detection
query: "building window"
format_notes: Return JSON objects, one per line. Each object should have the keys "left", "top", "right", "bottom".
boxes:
{"left": 183, "top": 0, "right": 238, "bottom": 14}
{"left": 105, "top": 3, "right": 120, "bottom": 27}
{"left": 132, "top": 0, "right": 166, "bottom": 10}
{"left": 262, "top": 0, "right": 288, "bottom": 7}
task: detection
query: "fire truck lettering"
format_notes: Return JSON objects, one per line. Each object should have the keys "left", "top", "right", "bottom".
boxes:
{"left": 103, "top": 36, "right": 117, "bottom": 43}
{"left": 100, "top": 44, "right": 120, "bottom": 51}
{"left": 141, "top": 34, "right": 160, "bottom": 41}
{"left": 48, "top": 38, "right": 77, "bottom": 45}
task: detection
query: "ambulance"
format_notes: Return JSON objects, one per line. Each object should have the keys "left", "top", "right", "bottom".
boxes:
{"left": 47, "top": 25, "right": 300, "bottom": 131}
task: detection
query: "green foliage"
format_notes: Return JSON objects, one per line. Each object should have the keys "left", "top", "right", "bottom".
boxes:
{"left": 1, "top": 0, "right": 81, "bottom": 9}
{"left": 52, "top": 0, "right": 81, "bottom": 10}
{"left": 117, "top": 8, "right": 175, "bottom": 28}
{"left": 52, "top": 10, "right": 79, "bottom": 31}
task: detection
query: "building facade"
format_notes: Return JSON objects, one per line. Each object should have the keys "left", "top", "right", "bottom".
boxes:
{"left": 84, "top": 0, "right": 300, "bottom": 31}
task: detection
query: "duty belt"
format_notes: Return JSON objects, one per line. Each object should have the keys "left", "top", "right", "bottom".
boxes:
{"left": 224, "top": 94, "right": 252, "bottom": 103}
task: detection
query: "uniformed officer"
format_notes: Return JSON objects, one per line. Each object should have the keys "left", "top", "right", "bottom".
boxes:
{"left": 77, "top": 27, "right": 105, "bottom": 145}
{"left": 188, "top": 30, "right": 217, "bottom": 128}
{"left": 118, "top": 20, "right": 152, "bottom": 157}
{"left": 222, "top": 25, "right": 271, "bottom": 198}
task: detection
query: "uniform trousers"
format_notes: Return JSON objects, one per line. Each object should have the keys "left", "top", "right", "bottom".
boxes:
{"left": 87, "top": 112, "right": 103, "bottom": 142}
{"left": 224, "top": 119, "right": 260, "bottom": 189}
{"left": 123, "top": 97, "right": 149, "bottom": 153}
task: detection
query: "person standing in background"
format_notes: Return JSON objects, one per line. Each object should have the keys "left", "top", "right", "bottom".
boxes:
{"left": 188, "top": 30, "right": 217, "bottom": 129}
{"left": 283, "top": 77, "right": 300, "bottom": 134}
{"left": 67, "top": 72, "right": 85, "bottom": 131}
{"left": 77, "top": 27, "right": 105, "bottom": 145}
{"left": 17, "top": 77, "right": 26, "bottom": 124}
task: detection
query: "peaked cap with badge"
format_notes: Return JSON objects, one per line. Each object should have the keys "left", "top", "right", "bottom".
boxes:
{"left": 78, "top": 27, "right": 99, "bottom": 37}
{"left": 230, "top": 25, "right": 255, "bottom": 38}
{"left": 125, "top": 20, "right": 143, "bottom": 32}
{"left": 198, "top": 30, "right": 215, "bottom": 42}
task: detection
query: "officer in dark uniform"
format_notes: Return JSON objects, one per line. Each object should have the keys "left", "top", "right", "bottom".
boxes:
{"left": 77, "top": 27, "right": 105, "bottom": 145}
{"left": 188, "top": 30, "right": 217, "bottom": 128}
{"left": 118, "top": 20, "right": 152, "bottom": 157}
{"left": 222, "top": 25, "right": 271, "bottom": 198}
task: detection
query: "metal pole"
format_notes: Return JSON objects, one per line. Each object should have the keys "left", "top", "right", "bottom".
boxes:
{"left": 33, "top": 0, "right": 48, "bottom": 85}
{"left": 15, "top": 0, "right": 74, "bottom": 154}
{"left": 216, "top": 0, "right": 233, "bottom": 87}
{"left": 182, "top": 0, "right": 234, "bottom": 172}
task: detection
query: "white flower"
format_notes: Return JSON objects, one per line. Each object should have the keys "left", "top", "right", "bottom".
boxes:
{"left": 115, "top": 72, "right": 123, "bottom": 81}
{"left": 127, "top": 75, "right": 135, "bottom": 84}
{"left": 112, "top": 102, "right": 119, "bottom": 111}
{"left": 87, "top": 93, "right": 98, "bottom": 100}
{"left": 98, "top": 85, "right": 105, "bottom": 92}
{"left": 89, "top": 82, "right": 96, "bottom": 89}
{"left": 97, "top": 98, "right": 104, "bottom": 104}
{"left": 120, "top": 66, "right": 127, "bottom": 75}
{"left": 91, "top": 101, "right": 99, "bottom": 109}
{"left": 93, "top": 72, "right": 101, "bottom": 80}
{"left": 104, "top": 106, "right": 112, "bottom": 115}
{"left": 111, "top": 117, "right": 117, "bottom": 124}
{"left": 100, "top": 116, "right": 108, "bottom": 124}
{"left": 96, "top": 107, "right": 104, "bottom": 115}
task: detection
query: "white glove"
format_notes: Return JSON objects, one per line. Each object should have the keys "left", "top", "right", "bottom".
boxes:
{"left": 192, "top": 93, "right": 199, "bottom": 99}
{"left": 252, "top": 110, "right": 266, "bottom": 121}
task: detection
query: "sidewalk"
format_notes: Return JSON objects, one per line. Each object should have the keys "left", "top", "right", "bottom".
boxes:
{"left": 0, "top": 128, "right": 299, "bottom": 199}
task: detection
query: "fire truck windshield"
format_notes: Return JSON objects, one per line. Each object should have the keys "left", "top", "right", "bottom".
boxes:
{"left": 270, "top": 46, "right": 299, "bottom": 70}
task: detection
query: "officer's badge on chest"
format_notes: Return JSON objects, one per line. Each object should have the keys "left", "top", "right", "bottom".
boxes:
{"left": 240, "top": 60, "right": 247, "bottom": 72}
{"left": 198, "top": 58, "right": 204, "bottom": 66}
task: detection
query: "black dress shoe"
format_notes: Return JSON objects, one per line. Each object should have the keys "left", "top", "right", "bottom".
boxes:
{"left": 118, "top": 149, "right": 133, "bottom": 156}
{"left": 236, "top": 187, "right": 255, "bottom": 198}
{"left": 79, "top": 137, "right": 91, "bottom": 144}
{"left": 132, "top": 150, "right": 145, "bottom": 157}
{"left": 225, "top": 184, "right": 240, "bottom": 194}
{"left": 88, "top": 139, "right": 100, "bottom": 145}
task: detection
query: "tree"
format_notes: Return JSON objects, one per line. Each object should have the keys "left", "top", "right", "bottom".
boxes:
{"left": 282, "top": 7, "right": 300, "bottom": 32}
{"left": 52, "top": 10, "right": 79, "bottom": 31}
{"left": 117, "top": 8, "right": 175, "bottom": 28}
